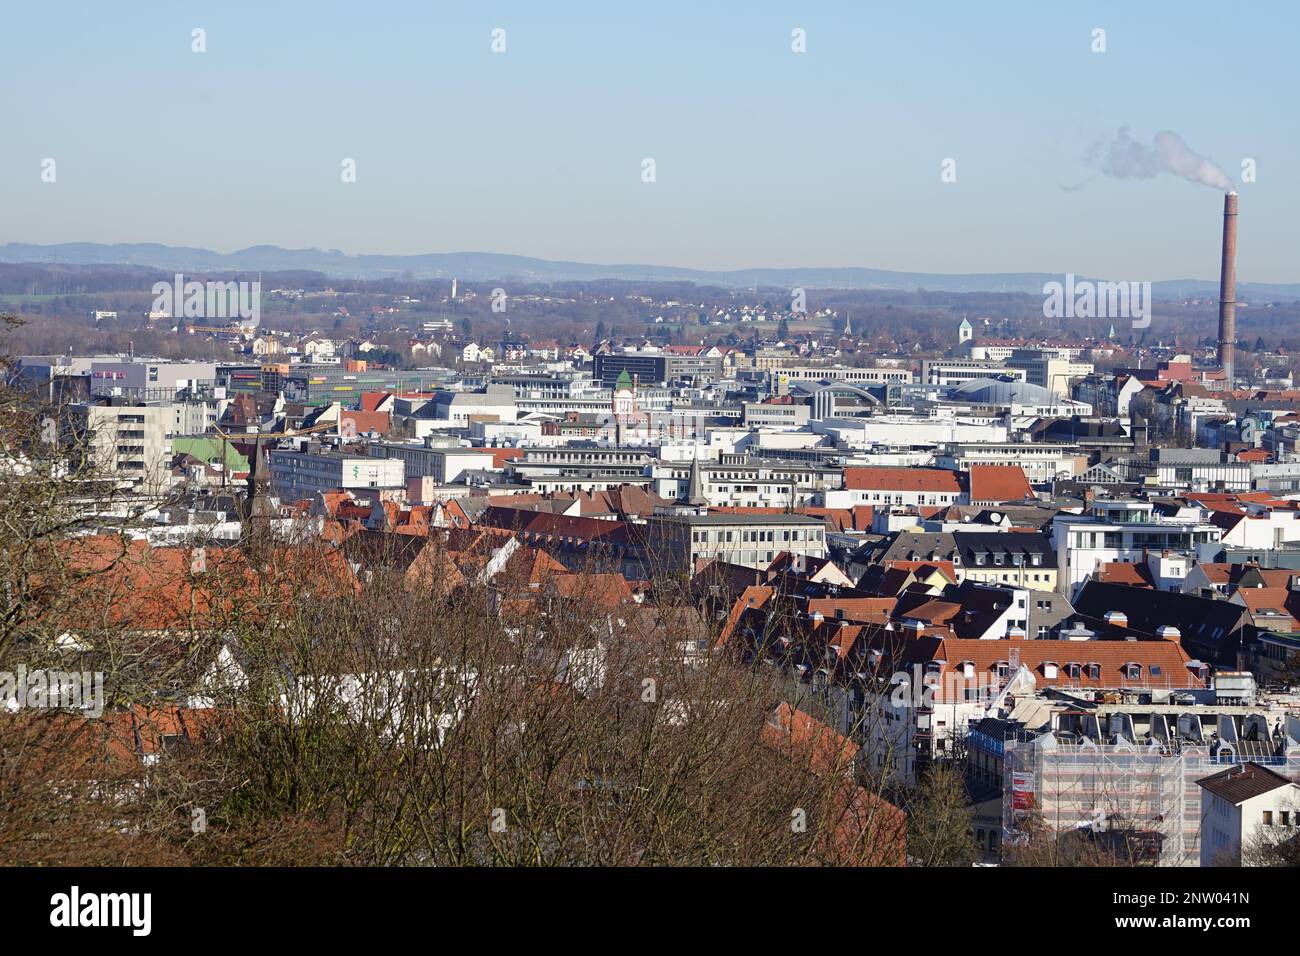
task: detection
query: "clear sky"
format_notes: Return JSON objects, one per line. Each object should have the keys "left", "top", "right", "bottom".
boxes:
{"left": 2, "top": 1, "right": 1295, "bottom": 281}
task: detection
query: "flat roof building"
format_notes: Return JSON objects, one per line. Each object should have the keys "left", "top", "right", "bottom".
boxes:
{"left": 643, "top": 513, "right": 828, "bottom": 572}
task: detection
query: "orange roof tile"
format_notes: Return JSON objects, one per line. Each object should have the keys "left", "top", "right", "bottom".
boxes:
{"left": 843, "top": 466, "right": 961, "bottom": 494}
{"left": 967, "top": 464, "right": 1034, "bottom": 502}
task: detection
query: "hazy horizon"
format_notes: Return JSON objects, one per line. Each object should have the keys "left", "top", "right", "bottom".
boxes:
{"left": 3, "top": 1, "right": 1296, "bottom": 281}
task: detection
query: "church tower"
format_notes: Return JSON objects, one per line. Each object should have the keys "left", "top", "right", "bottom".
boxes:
{"left": 612, "top": 369, "right": 636, "bottom": 444}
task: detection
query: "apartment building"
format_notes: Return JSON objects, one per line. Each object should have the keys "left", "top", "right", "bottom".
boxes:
{"left": 936, "top": 443, "right": 1086, "bottom": 484}
{"left": 367, "top": 441, "right": 496, "bottom": 484}
{"left": 651, "top": 458, "right": 839, "bottom": 508}
{"left": 642, "top": 513, "right": 828, "bottom": 572}
{"left": 1051, "top": 500, "right": 1224, "bottom": 597}
{"left": 594, "top": 351, "right": 721, "bottom": 386}
{"left": 70, "top": 401, "right": 174, "bottom": 488}
{"left": 836, "top": 466, "right": 963, "bottom": 509}
{"left": 953, "top": 532, "right": 1058, "bottom": 593}
{"left": 742, "top": 402, "right": 811, "bottom": 428}
{"left": 268, "top": 448, "right": 405, "bottom": 503}
{"left": 771, "top": 365, "right": 913, "bottom": 385}
{"left": 88, "top": 359, "right": 217, "bottom": 399}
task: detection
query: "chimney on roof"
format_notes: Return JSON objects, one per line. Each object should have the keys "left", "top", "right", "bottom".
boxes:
{"left": 811, "top": 611, "right": 825, "bottom": 624}
{"left": 1155, "top": 625, "right": 1181, "bottom": 641}
{"left": 1104, "top": 610, "right": 1128, "bottom": 629}
{"left": 1007, "top": 626, "right": 1026, "bottom": 640}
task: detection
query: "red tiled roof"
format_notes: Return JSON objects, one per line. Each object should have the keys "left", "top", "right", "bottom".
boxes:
{"left": 806, "top": 597, "right": 897, "bottom": 625}
{"left": 1096, "top": 561, "right": 1155, "bottom": 588}
{"left": 967, "top": 464, "right": 1033, "bottom": 502}
{"left": 896, "top": 599, "right": 962, "bottom": 626}
{"left": 892, "top": 635, "right": 1204, "bottom": 701}
{"left": 547, "top": 573, "right": 635, "bottom": 608}
{"left": 716, "top": 585, "right": 775, "bottom": 649}
{"left": 762, "top": 702, "right": 859, "bottom": 778}
{"left": 341, "top": 409, "right": 391, "bottom": 436}
{"left": 49, "top": 536, "right": 359, "bottom": 632}
{"left": 1231, "top": 588, "right": 1300, "bottom": 629}
{"left": 843, "top": 467, "right": 961, "bottom": 493}
{"left": 1195, "top": 563, "right": 1233, "bottom": 584}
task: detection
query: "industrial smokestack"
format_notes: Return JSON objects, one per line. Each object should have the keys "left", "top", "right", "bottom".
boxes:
{"left": 1218, "top": 191, "right": 1238, "bottom": 387}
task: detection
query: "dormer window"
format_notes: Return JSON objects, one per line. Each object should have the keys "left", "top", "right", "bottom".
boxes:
{"left": 1031, "top": 554, "right": 1042, "bottom": 567}
{"left": 1126, "top": 663, "right": 1143, "bottom": 680}
{"left": 1088, "top": 663, "right": 1102, "bottom": 679}
{"left": 960, "top": 661, "right": 975, "bottom": 679}
{"left": 1041, "top": 661, "right": 1059, "bottom": 679}
{"left": 994, "top": 661, "right": 1011, "bottom": 679}
{"left": 1065, "top": 663, "right": 1082, "bottom": 679}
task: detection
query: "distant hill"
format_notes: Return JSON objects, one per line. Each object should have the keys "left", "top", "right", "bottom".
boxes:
{"left": 2, "top": 241, "right": 1298, "bottom": 299}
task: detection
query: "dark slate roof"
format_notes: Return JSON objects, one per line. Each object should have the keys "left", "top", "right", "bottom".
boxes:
{"left": 1072, "top": 581, "right": 1248, "bottom": 664}
{"left": 1196, "top": 763, "right": 1296, "bottom": 804}
{"left": 952, "top": 531, "right": 1055, "bottom": 566}
{"left": 879, "top": 532, "right": 958, "bottom": 564}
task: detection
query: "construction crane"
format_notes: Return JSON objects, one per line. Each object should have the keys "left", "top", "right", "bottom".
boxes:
{"left": 212, "top": 420, "right": 336, "bottom": 489}
{"left": 211, "top": 420, "right": 338, "bottom": 551}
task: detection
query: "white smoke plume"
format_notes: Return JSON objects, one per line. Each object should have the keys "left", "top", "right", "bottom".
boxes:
{"left": 1092, "top": 127, "right": 1234, "bottom": 191}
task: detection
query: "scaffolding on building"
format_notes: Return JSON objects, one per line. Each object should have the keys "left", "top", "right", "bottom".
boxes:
{"left": 1004, "top": 733, "right": 1300, "bottom": 866}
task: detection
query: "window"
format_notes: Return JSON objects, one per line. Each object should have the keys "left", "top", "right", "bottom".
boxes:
{"left": 1263, "top": 811, "right": 1274, "bottom": 826}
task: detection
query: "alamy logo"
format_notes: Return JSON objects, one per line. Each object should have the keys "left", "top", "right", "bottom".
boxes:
{"left": 0, "top": 665, "right": 103, "bottom": 718}
{"left": 1042, "top": 273, "right": 1151, "bottom": 329}
{"left": 151, "top": 273, "right": 260, "bottom": 328}
{"left": 889, "top": 665, "right": 1003, "bottom": 709}
{"left": 50, "top": 886, "right": 151, "bottom": 936}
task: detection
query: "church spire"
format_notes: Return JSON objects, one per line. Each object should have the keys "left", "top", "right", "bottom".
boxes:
{"left": 682, "top": 454, "right": 707, "bottom": 507}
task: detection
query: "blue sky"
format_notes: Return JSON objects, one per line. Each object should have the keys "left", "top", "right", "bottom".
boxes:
{"left": 2, "top": 1, "right": 1295, "bottom": 280}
